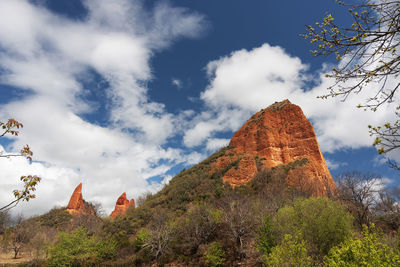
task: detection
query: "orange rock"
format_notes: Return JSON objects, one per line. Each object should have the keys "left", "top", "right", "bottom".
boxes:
{"left": 211, "top": 100, "right": 336, "bottom": 196}
{"left": 110, "top": 192, "right": 135, "bottom": 218}
{"left": 66, "top": 183, "right": 95, "bottom": 216}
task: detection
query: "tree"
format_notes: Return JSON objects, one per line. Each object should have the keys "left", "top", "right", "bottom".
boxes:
{"left": 0, "top": 119, "right": 41, "bottom": 211}
{"left": 273, "top": 197, "right": 353, "bottom": 259}
{"left": 263, "top": 234, "right": 312, "bottom": 267}
{"left": 220, "top": 194, "right": 257, "bottom": 260}
{"left": 0, "top": 210, "right": 11, "bottom": 234}
{"left": 47, "top": 227, "right": 117, "bottom": 267}
{"left": 304, "top": 1, "right": 400, "bottom": 155}
{"left": 256, "top": 214, "right": 275, "bottom": 256}
{"left": 324, "top": 224, "right": 400, "bottom": 266}
{"left": 373, "top": 190, "right": 400, "bottom": 230}
{"left": 3, "top": 215, "right": 35, "bottom": 259}
{"left": 179, "top": 203, "right": 220, "bottom": 255}
{"left": 336, "top": 171, "right": 382, "bottom": 228}
{"left": 140, "top": 209, "right": 175, "bottom": 260}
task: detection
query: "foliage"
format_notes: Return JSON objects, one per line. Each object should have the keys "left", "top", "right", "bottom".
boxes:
{"left": 263, "top": 234, "right": 312, "bottom": 267}
{"left": 178, "top": 203, "right": 220, "bottom": 255}
{"left": 324, "top": 224, "right": 400, "bottom": 266}
{"left": 398, "top": 226, "right": 400, "bottom": 251}
{"left": 304, "top": 0, "right": 400, "bottom": 155}
{"left": 36, "top": 207, "right": 72, "bottom": 230}
{"left": 273, "top": 197, "right": 353, "bottom": 258}
{"left": 47, "top": 227, "right": 117, "bottom": 267}
{"left": 0, "top": 118, "right": 41, "bottom": 212}
{"left": 204, "top": 241, "right": 225, "bottom": 267}
{"left": 144, "top": 147, "right": 234, "bottom": 212}
{"left": 133, "top": 228, "right": 151, "bottom": 251}
{"left": 256, "top": 214, "right": 274, "bottom": 255}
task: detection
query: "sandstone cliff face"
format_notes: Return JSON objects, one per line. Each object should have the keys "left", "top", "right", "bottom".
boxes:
{"left": 212, "top": 100, "right": 336, "bottom": 196}
{"left": 110, "top": 192, "right": 135, "bottom": 218}
{"left": 66, "top": 183, "right": 95, "bottom": 216}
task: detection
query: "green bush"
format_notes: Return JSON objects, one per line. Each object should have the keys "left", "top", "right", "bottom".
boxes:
{"left": 47, "top": 227, "right": 117, "bottom": 267}
{"left": 324, "top": 224, "right": 400, "bottom": 266}
{"left": 273, "top": 197, "right": 353, "bottom": 258}
{"left": 38, "top": 207, "right": 72, "bottom": 230}
{"left": 256, "top": 214, "right": 274, "bottom": 255}
{"left": 204, "top": 241, "right": 225, "bottom": 267}
{"left": 133, "top": 228, "right": 150, "bottom": 251}
{"left": 263, "top": 234, "right": 312, "bottom": 267}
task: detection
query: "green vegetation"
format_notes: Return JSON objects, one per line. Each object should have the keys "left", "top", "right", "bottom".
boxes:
{"left": 204, "top": 241, "right": 225, "bottom": 267}
{"left": 324, "top": 224, "right": 400, "bottom": 266}
{"left": 47, "top": 227, "right": 117, "bottom": 267}
{"left": 256, "top": 214, "right": 274, "bottom": 255}
{"left": 2, "top": 147, "right": 400, "bottom": 266}
{"left": 274, "top": 197, "right": 354, "bottom": 259}
{"left": 263, "top": 234, "right": 312, "bottom": 267}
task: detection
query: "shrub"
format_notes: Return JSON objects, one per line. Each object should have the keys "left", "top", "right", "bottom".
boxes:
{"left": 178, "top": 204, "right": 221, "bottom": 255}
{"left": 47, "top": 227, "right": 117, "bottom": 267}
{"left": 256, "top": 214, "right": 274, "bottom": 255}
{"left": 263, "top": 234, "right": 312, "bottom": 267}
{"left": 273, "top": 197, "right": 353, "bottom": 258}
{"left": 324, "top": 224, "right": 400, "bottom": 266}
{"left": 133, "top": 228, "right": 150, "bottom": 251}
{"left": 38, "top": 207, "right": 72, "bottom": 230}
{"left": 204, "top": 241, "right": 225, "bottom": 267}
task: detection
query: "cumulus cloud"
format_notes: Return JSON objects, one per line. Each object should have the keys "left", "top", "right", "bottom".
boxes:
{"left": 1, "top": 1, "right": 397, "bottom": 218}
{"left": 0, "top": 0, "right": 206, "bottom": 216}
{"left": 186, "top": 43, "right": 398, "bottom": 156}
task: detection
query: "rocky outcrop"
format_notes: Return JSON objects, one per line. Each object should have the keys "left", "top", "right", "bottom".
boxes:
{"left": 211, "top": 100, "right": 336, "bottom": 196}
{"left": 110, "top": 192, "right": 135, "bottom": 218}
{"left": 66, "top": 183, "right": 95, "bottom": 216}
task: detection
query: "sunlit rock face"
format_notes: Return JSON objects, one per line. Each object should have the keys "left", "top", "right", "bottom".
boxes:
{"left": 110, "top": 192, "right": 135, "bottom": 218}
{"left": 66, "top": 183, "right": 95, "bottom": 216}
{"left": 212, "top": 100, "right": 336, "bottom": 196}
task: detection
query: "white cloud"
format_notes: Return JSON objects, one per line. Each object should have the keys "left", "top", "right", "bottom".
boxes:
{"left": 1, "top": 1, "right": 397, "bottom": 218}
{"left": 0, "top": 0, "right": 206, "bottom": 216}
{"left": 206, "top": 138, "right": 230, "bottom": 152}
{"left": 172, "top": 78, "right": 182, "bottom": 89}
{"left": 185, "top": 43, "right": 398, "bottom": 157}
{"left": 325, "top": 158, "right": 347, "bottom": 171}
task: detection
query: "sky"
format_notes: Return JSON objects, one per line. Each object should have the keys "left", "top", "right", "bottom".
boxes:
{"left": 0, "top": 0, "right": 399, "bottom": 217}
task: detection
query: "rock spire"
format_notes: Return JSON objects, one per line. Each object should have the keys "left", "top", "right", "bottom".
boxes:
{"left": 66, "top": 183, "right": 95, "bottom": 216}
{"left": 110, "top": 192, "right": 135, "bottom": 218}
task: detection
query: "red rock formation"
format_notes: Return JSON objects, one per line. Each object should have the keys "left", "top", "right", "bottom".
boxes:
{"left": 211, "top": 100, "right": 336, "bottom": 196}
{"left": 66, "top": 183, "right": 95, "bottom": 216}
{"left": 110, "top": 192, "right": 135, "bottom": 218}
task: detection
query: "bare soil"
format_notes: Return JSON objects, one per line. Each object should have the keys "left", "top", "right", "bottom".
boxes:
{"left": 0, "top": 252, "right": 33, "bottom": 266}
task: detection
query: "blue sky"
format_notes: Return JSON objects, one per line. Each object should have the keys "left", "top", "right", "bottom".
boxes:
{"left": 0, "top": 0, "right": 398, "bottom": 216}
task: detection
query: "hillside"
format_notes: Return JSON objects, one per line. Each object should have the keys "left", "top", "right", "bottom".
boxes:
{"left": 2, "top": 100, "right": 400, "bottom": 267}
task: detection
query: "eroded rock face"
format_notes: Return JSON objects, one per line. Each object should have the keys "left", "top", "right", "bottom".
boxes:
{"left": 212, "top": 100, "right": 336, "bottom": 196}
{"left": 110, "top": 192, "right": 135, "bottom": 218}
{"left": 66, "top": 183, "right": 95, "bottom": 216}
